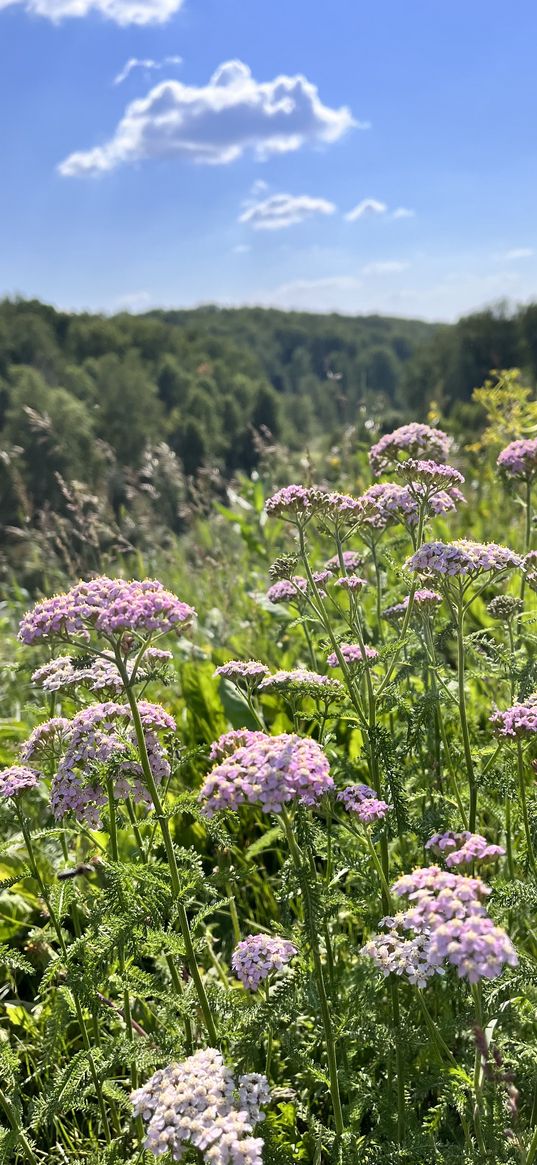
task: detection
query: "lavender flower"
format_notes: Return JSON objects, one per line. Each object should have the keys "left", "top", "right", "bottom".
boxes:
{"left": 258, "top": 670, "right": 345, "bottom": 700}
{"left": 369, "top": 423, "right": 452, "bottom": 476}
{"left": 326, "top": 644, "right": 379, "bottom": 668}
{"left": 232, "top": 934, "right": 297, "bottom": 990}
{"left": 325, "top": 550, "right": 363, "bottom": 574}
{"left": 31, "top": 650, "right": 172, "bottom": 694}
{"left": 21, "top": 718, "right": 71, "bottom": 763}
{"left": 335, "top": 575, "right": 368, "bottom": 592}
{"left": 427, "top": 915, "right": 518, "bottom": 983}
{"left": 209, "top": 730, "right": 266, "bottom": 762}
{"left": 383, "top": 589, "right": 442, "bottom": 621}
{"left": 19, "top": 578, "right": 195, "bottom": 646}
{"left": 361, "top": 929, "right": 438, "bottom": 988}
{"left": 132, "top": 1048, "right": 269, "bottom": 1165}
{"left": 266, "top": 578, "right": 307, "bottom": 604}
{"left": 407, "top": 540, "right": 521, "bottom": 578}
{"left": 497, "top": 438, "right": 537, "bottom": 481}
{"left": 0, "top": 765, "right": 41, "bottom": 799}
{"left": 265, "top": 485, "right": 320, "bottom": 519}
{"left": 200, "top": 733, "right": 333, "bottom": 817}
{"left": 360, "top": 483, "right": 419, "bottom": 530}
{"left": 397, "top": 459, "right": 464, "bottom": 491}
{"left": 491, "top": 697, "right": 537, "bottom": 737}
{"left": 337, "top": 783, "right": 391, "bottom": 823}
{"left": 426, "top": 831, "right": 505, "bottom": 867}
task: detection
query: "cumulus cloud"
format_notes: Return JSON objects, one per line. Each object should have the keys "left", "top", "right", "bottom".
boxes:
{"left": 239, "top": 192, "right": 336, "bottom": 231}
{"left": 114, "top": 55, "right": 182, "bottom": 85}
{"left": 345, "top": 198, "right": 387, "bottom": 222}
{"left": 362, "top": 260, "right": 409, "bottom": 275}
{"left": 0, "top": 0, "right": 182, "bottom": 24}
{"left": 59, "top": 60, "right": 358, "bottom": 177}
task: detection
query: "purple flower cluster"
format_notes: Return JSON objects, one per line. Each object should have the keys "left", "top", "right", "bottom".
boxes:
{"left": 363, "top": 864, "right": 517, "bottom": 986}
{"left": 407, "top": 540, "right": 521, "bottom": 578}
{"left": 369, "top": 423, "right": 452, "bottom": 476}
{"left": 265, "top": 485, "right": 317, "bottom": 519}
{"left": 0, "top": 765, "right": 41, "bottom": 799}
{"left": 258, "top": 670, "right": 345, "bottom": 699}
{"left": 232, "top": 933, "right": 297, "bottom": 990}
{"left": 360, "top": 483, "right": 418, "bottom": 530}
{"left": 426, "top": 831, "right": 505, "bottom": 867}
{"left": 335, "top": 575, "right": 368, "bottom": 592}
{"left": 214, "top": 661, "right": 270, "bottom": 684}
{"left": 200, "top": 733, "right": 333, "bottom": 817}
{"left": 132, "top": 1048, "right": 269, "bottom": 1165}
{"left": 19, "top": 578, "right": 195, "bottom": 646}
{"left": 325, "top": 550, "right": 363, "bottom": 574}
{"left": 490, "top": 697, "right": 537, "bottom": 738}
{"left": 31, "top": 647, "right": 174, "bottom": 695}
{"left": 266, "top": 577, "right": 307, "bottom": 604}
{"left": 209, "top": 730, "right": 266, "bottom": 763}
{"left": 326, "top": 644, "right": 379, "bottom": 668}
{"left": 337, "top": 783, "right": 391, "bottom": 823}
{"left": 384, "top": 588, "right": 442, "bottom": 621}
{"left": 497, "top": 438, "right": 537, "bottom": 481}
{"left": 397, "top": 459, "right": 464, "bottom": 492}
{"left": 23, "top": 701, "right": 175, "bottom": 826}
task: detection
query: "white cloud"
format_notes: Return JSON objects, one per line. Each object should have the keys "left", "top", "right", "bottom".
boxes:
{"left": 345, "top": 198, "right": 387, "bottom": 222}
{"left": 250, "top": 179, "right": 269, "bottom": 196}
{"left": 0, "top": 0, "right": 182, "bottom": 24}
{"left": 114, "top": 56, "right": 182, "bottom": 85}
{"left": 362, "top": 260, "right": 409, "bottom": 275}
{"left": 239, "top": 192, "right": 336, "bottom": 231}
{"left": 392, "top": 207, "right": 415, "bottom": 219}
{"left": 232, "top": 243, "right": 251, "bottom": 254}
{"left": 503, "top": 247, "right": 534, "bottom": 260}
{"left": 59, "top": 60, "right": 358, "bottom": 177}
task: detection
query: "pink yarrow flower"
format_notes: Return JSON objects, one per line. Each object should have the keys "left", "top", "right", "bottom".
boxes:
{"left": 19, "top": 577, "right": 195, "bottom": 646}
{"left": 369, "top": 423, "right": 451, "bottom": 476}
{"left": 0, "top": 765, "right": 41, "bottom": 799}
{"left": 266, "top": 577, "right": 307, "bottom": 604}
{"left": 498, "top": 438, "right": 537, "bottom": 481}
{"left": 232, "top": 934, "right": 297, "bottom": 991}
{"left": 200, "top": 732, "right": 333, "bottom": 817}
{"left": 426, "top": 831, "right": 505, "bottom": 867}
{"left": 337, "top": 783, "right": 391, "bottom": 823}
{"left": 407, "top": 540, "right": 521, "bottom": 578}
{"left": 214, "top": 660, "right": 270, "bottom": 684}
{"left": 327, "top": 644, "right": 379, "bottom": 668}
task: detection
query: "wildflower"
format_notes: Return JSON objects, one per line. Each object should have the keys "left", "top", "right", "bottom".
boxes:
{"left": 383, "top": 588, "right": 442, "bottom": 621}
{"left": 490, "top": 697, "right": 537, "bottom": 737}
{"left": 360, "top": 482, "right": 419, "bottom": 530}
{"left": 337, "top": 783, "right": 391, "bottom": 823}
{"left": 325, "top": 550, "right": 363, "bottom": 574}
{"left": 258, "top": 670, "right": 345, "bottom": 700}
{"left": 369, "top": 423, "right": 451, "bottom": 476}
{"left": 0, "top": 765, "right": 41, "bottom": 798}
{"left": 19, "top": 577, "right": 195, "bottom": 646}
{"left": 397, "top": 458, "right": 464, "bottom": 492}
{"left": 209, "top": 730, "right": 266, "bottom": 762}
{"left": 407, "top": 540, "right": 521, "bottom": 578}
{"left": 266, "top": 577, "right": 307, "bottom": 604}
{"left": 326, "top": 644, "right": 379, "bottom": 668}
{"left": 132, "top": 1048, "right": 268, "bottom": 1165}
{"left": 312, "top": 569, "right": 332, "bottom": 587}
{"left": 265, "top": 485, "right": 322, "bottom": 519}
{"left": 232, "top": 934, "right": 297, "bottom": 990}
{"left": 31, "top": 648, "right": 173, "bottom": 694}
{"left": 426, "top": 831, "right": 505, "bottom": 867}
{"left": 199, "top": 733, "right": 333, "bottom": 817}
{"left": 427, "top": 915, "right": 518, "bottom": 983}
{"left": 335, "top": 575, "right": 368, "bottom": 592}
{"left": 214, "top": 661, "right": 270, "bottom": 684}
{"left": 361, "top": 929, "right": 438, "bottom": 988}
{"left": 21, "top": 718, "right": 71, "bottom": 762}
{"left": 497, "top": 438, "right": 537, "bottom": 481}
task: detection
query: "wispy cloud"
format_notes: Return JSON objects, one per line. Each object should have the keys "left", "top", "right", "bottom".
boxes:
{"left": 0, "top": 0, "right": 183, "bottom": 24}
{"left": 362, "top": 260, "right": 409, "bottom": 275}
{"left": 392, "top": 207, "right": 415, "bottom": 219}
{"left": 239, "top": 192, "right": 337, "bottom": 231}
{"left": 59, "top": 60, "right": 359, "bottom": 176}
{"left": 502, "top": 247, "right": 534, "bottom": 260}
{"left": 345, "top": 198, "right": 387, "bottom": 222}
{"left": 113, "top": 56, "right": 182, "bottom": 86}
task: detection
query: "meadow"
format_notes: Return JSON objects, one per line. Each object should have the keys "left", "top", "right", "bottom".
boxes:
{"left": 3, "top": 373, "right": 537, "bottom": 1164}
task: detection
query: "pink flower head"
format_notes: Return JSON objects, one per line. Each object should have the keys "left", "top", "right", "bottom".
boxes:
{"left": 232, "top": 933, "right": 297, "bottom": 991}
{"left": 335, "top": 575, "right": 368, "bottom": 592}
{"left": 265, "top": 485, "right": 320, "bottom": 519}
{"left": 426, "top": 831, "right": 505, "bottom": 867}
{"left": 327, "top": 644, "right": 379, "bottom": 668}
{"left": 491, "top": 697, "right": 537, "bottom": 738}
{"left": 325, "top": 550, "right": 363, "bottom": 574}
{"left": 266, "top": 577, "right": 307, "bottom": 604}
{"left": 209, "top": 730, "right": 266, "bottom": 762}
{"left": 258, "top": 670, "right": 344, "bottom": 699}
{"left": 407, "top": 540, "right": 521, "bottom": 578}
{"left": 369, "top": 423, "right": 451, "bottom": 476}
{"left": 0, "top": 765, "right": 41, "bottom": 799}
{"left": 397, "top": 459, "right": 464, "bottom": 492}
{"left": 337, "top": 784, "right": 391, "bottom": 823}
{"left": 19, "top": 578, "right": 195, "bottom": 646}
{"left": 200, "top": 732, "right": 333, "bottom": 817}
{"left": 214, "top": 660, "right": 270, "bottom": 684}
{"left": 498, "top": 438, "right": 537, "bottom": 481}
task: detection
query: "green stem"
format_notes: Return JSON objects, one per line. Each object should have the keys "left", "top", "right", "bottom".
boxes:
{"left": 0, "top": 1092, "right": 38, "bottom": 1165}
{"left": 456, "top": 604, "right": 477, "bottom": 831}
{"left": 280, "top": 808, "right": 345, "bottom": 1137}
{"left": 516, "top": 740, "right": 537, "bottom": 874}
{"left": 265, "top": 981, "right": 273, "bottom": 1079}
{"left": 389, "top": 979, "right": 405, "bottom": 1145}
{"left": 115, "top": 652, "right": 217, "bottom": 1045}
{"left": 106, "top": 782, "right": 138, "bottom": 1092}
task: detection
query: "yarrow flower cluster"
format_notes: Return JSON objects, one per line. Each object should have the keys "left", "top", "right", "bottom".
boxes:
{"left": 0, "top": 765, "right": 41, "bottom": 799}
{"left": 396, "top": 458, "right": 465, "bottom": 492}
{"left": 490, "top": 697, "right": 537, "bottom": 738}
{"left": 199, "top": 733, "right": 333, "bottom": 817}
{"left": 22, "top": 702, "right": 176, "bottom": 827}
{"left": 369, "top": 423, "right": 452, "bottom": 476}
{"left": 407, "top": 540, "right": 521, "bottom": 578}
{"left": 497, "top": 438, "right": 537, "bottom": 481}
{"left": 334, "top": 575, "right": 368, "bottom": 592}
{"left": 383, "top": 588, "right": 442, "bottom": 621}
{"left": 337, "top": 783, "right": 391, "bottom": 823}
{"left": 209, "top": 730, "right": 266, "bottom": 763}
{"left": 258, "top": 670, "right": 345, "bottom": 700}
{"left": 362, "top": 865, "right": 517, "bottom": 987}
{"left": 232, "top": 934, "right": 298, "bottom": 991}
{"left": 265, "top": 485, "right": 318, "bottom": 519}
{"left": 214, "top": 661, "right": 270, "bottom": 685}
{"left": 131, "top": 1048, "right": 269, "bottom": 1164}
{"left": 31, "top": 648, "right": 173, "bottom": 694}
{"left": 19, "top": 578, "right": 195, "bottom": 646}
{"left": 325, "top": 550, "right": 363, "bottom": 574}
{"left": 425, "top": 831, "right": 505, "bottom": 867}
{"left": 266, "top": 578, "right": 307, "bottom": 604}
{"left": 326, "top": 644, "right": 379, "bottom": 668}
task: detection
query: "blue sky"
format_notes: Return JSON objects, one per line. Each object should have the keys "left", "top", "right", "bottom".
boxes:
{"left": 1, "top": 0, "right": 536, "bottom": 320}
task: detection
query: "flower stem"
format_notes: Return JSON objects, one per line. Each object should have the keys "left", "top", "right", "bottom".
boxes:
{"left": 455, "top": 604, "right": 477, "bottom": 831}
{"left": 516, "top": 740, "right": 536, "bottom": 874}
{"left": 106, "top": 781, "right": 138, "bottom": 1092}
